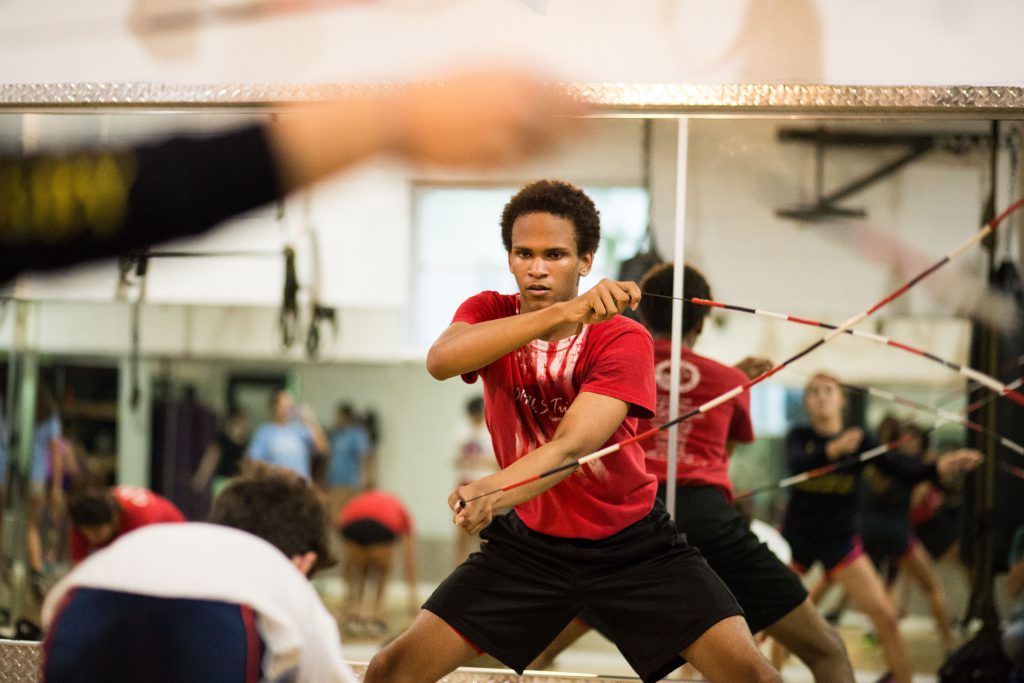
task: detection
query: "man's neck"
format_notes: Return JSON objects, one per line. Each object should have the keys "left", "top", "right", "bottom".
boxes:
{"left": 652, "top": 332, "right": 698, "bottom": 348}
{"left": 539, "top": 320, "right": 583, "bottom": 342}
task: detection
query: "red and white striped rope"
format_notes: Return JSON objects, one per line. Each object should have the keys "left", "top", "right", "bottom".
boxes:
{"left": 649, "top": 293, "right": 1024, "bottom": 407}
{"left": 458, "top": 197, "right": 1024, "bottom": 506}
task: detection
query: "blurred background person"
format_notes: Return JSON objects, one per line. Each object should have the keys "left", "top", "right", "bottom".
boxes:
{"left": 325, "top": 403, "right": 373, "bottom": 521}
{"left": 41, "top": 421, "right": 91, "bottom": 569}
{"left": 451, "top": 395, "right": 497, "bottom": 565}
{"left": 43, "top": 462, "right": 358, "bottom": 683}
{"left": 67, "top": 485, "right": 185, "bottom": 565}
{"left": 337, "top": 487, "right": 417, "bottom": 640}
{"left": 192, "top": 407, "right": 251, "bottom": 498}
{"left": 247, "top": 389, "right": 328, "bottom": 481}
{"left": 26, "top": 385, "right": 62, "bottom": 600}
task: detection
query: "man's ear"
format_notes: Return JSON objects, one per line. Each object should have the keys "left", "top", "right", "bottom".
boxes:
{"left": 579, "top": 252, "right": 593, "bottom": 277}
{"left": 291, "top": 551, "right": 317, "bottom": 577}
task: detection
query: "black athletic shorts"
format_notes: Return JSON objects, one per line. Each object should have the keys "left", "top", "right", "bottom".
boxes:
{"left": 340, "top": 519, "right": 396, "bottom": 546}
{"left": 584, "top": 485, "right": 807, "bottom": 637}
{"left": 915, "top": 507, "right": 959, "bottom": 559}
{"left": 423, "top": 499, "right": 742, "bottom": 683}
{"left": 786, "top": 528, "right": 865, "bottom": 577}
{"left": 861, "top": 510, "right": 914, "bottom": 567}
{"left": 666, "top": 485, "right": 808, "bottom": 633}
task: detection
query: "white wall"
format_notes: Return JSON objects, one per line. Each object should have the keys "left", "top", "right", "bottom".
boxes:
{"left": 2, "top": 1, "right": 1024, "bottom": 87}
{"left": 677, "top": 118, "right": 994, "bottom": 318}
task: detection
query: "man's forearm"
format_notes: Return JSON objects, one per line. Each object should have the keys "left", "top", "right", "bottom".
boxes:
{"left": 427, "top": 304, "right": 568, "bottom": 380}
{"left": 465, "top": 438, "right": 583, "bottom": 509}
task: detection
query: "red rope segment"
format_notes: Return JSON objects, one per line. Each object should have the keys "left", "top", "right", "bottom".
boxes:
{"left": 734, "top": 438, "right": 909, "bottom": 501}
{"left": 458, "top": 197, "right": 1024, "bottom": 507}
{"left": 966, "top": 377, "right": 1024, "bottom": 415}
{"left": 733, "top": 376, "right": 1022, "bottom": 500}
{"left": 664, "top": 294, "right": 1024, "bottom": 407}
{"left": 1002, "top": 461, "right": 1024, "bottom": 481}
{"left": 842, "top": 380, "right": 1024, "bottom": 456}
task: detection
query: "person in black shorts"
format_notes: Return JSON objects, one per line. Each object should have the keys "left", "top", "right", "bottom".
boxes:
{"left": 337, "top": 489, "right": 418, "bottom": 638}
{"left": 782, "top": 374, "right": 980, "bottom": 683}
{"left": 860, "top": 421, "right": 977, "bottom": 654}
{"left": 531, "top": 263, "right": 853, "bottom": 682}
{"left": 364, "top": 181, "right": 780, "bottom": 683}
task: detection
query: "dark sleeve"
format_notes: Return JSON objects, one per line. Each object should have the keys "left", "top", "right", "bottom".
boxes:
{"left": 0, "top": 125, "right": 283, "bottom": 283}
{"left": 873, "top": 450, "right": 940, "bottom": 485}
{"left": 786, "top": 427, "right": 824, "bottom": 473}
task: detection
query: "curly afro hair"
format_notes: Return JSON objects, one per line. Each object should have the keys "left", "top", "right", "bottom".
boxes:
{"left": 638, "top": 262, "right": 712, "bottom": 336}
{"left": 500, "top": 180, "right": 600, "bottom": 256}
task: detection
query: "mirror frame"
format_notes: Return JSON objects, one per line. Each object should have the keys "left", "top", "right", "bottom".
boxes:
{"left": 2, "top": 83, "right": 1024, "bottom": 116}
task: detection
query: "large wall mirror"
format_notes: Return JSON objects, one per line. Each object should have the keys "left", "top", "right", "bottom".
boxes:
{"left": 1, "top": 83, "right": 1022, "bottom": 679}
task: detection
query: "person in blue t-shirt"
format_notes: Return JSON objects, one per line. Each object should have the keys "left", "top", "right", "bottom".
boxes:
{"left": 247, "top": 390, "right": 328, "bottom": 481}
{"left": 325, "top": 403, "right": 374, "bottom": 521}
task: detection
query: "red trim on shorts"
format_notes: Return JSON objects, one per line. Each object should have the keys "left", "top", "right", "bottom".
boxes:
{"left": 901, "top": 534, "right": 921, "bottom": 558}
{"left": 40, "top": 587, "right": 78, "bottom": 683}
{"left": 447, "top": 624, "right": 484, "bottom": 655}
{"left": 789, "top": 559, "right": 809, "bottom": 575}
{"left": 826, "top": 536, "right": 865, "bottom": 579}
{"left": 239, "top": 604, "right": 261, "bottom": 683}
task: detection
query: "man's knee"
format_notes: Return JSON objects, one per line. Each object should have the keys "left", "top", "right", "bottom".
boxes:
{"left": 365, "top": 644, "right": 408, "bottom": 683}
{"left": 799, "top": 622, "right": 849, "bottom": 669}
{"left": 746, "top": 663, "right": 783, "bottom": 683}
{"left": 864, "top": 603, "right": 900, "bottom": 634}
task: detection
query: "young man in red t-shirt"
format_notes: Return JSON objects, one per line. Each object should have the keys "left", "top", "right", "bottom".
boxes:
{"left": 533, "top": 264, "right": 854, "bottom": 682}
{"left": 68, "top": 485, "right": 185, "bottom": 564}
{"left": 365, "top": 181, "right": 779, "bottom": 683}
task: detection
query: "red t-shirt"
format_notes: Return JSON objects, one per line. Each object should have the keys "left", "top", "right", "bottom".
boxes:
{"left": 337, "top": 490, "right": 413, "bottom": 536}
{"left": 71, "top": 486, "right": 185, "bottom": 563}
{"left": 639, "top": 341, "right": 754, "bottom": 499}
{"left": 454, "top": 291, "right": 657, "bottom": 540}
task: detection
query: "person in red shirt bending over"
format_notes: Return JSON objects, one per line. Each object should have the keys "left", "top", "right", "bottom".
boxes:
{"left": 337, "top": 489, "right": 418, "bottom": 638}
{"left": 67, "top": 486, "right": 185, "bottom": 564}
{"left": 365, "top": 180, "right": 780, "bottom": 683}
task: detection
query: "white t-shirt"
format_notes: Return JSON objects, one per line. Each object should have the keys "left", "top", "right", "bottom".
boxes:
{"left": 43, "top": 523, "right": 358, "bottom": 683}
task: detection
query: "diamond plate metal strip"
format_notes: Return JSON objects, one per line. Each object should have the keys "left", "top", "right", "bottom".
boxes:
{"left": 2, "top": 82, "right": 1024, "bottom": 115}
{"left": 0, "top": 641, "right": 41, "bottom": 683}
{"left": 348, "top": 663, "right": 637, "bottom": 681}
{"left": 568, "top": 83, "right": 1024, "bottom": 115}
{"left": 0, "top": 649, "right": 628, "bottom": 683}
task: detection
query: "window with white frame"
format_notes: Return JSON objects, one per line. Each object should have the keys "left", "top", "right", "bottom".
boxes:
{"left": 410, "top": 185, "right": 650, "bottom": 350}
